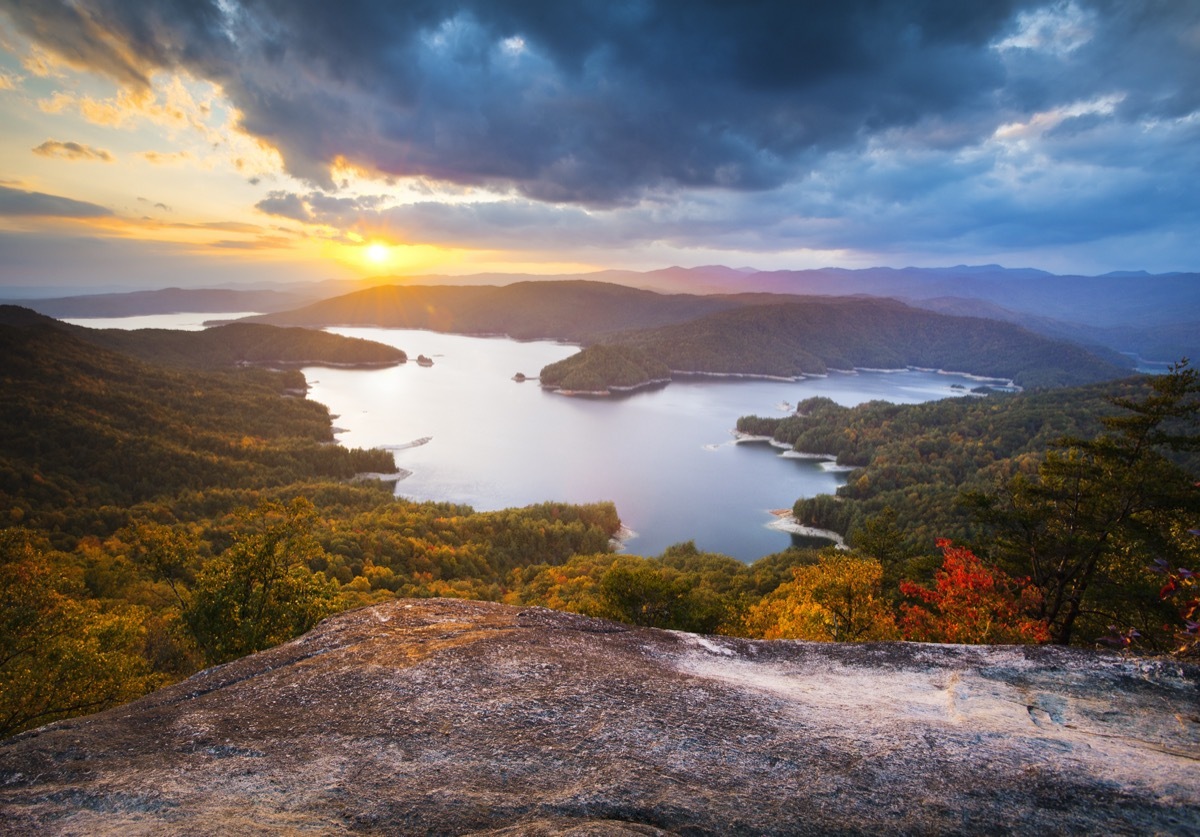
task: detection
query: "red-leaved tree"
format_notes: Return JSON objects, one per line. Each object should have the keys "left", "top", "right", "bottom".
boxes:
{"left": 900, "top": 539, "right": 1050, "bottom": 644}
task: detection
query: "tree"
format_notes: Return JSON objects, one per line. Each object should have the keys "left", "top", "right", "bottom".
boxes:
{"left": 0, "top": 529, "right": 156, "bottom": 738}
{"left": 970, "top": 361, "right": 1200, "bottom": 645}
{"left": 597, "top": 557, "right": 728, "bottom": 633}
{"left": 182, "top": 498, "right": 338, "bottom": 665}
{"left": 899, "top": 540, "right": 1049, "bottom": 644}
{"left": 744, "top": 552, "right": 898, "bottom": 642}
{"left": 848, "top": 506, "right": 926, "bottom": 594}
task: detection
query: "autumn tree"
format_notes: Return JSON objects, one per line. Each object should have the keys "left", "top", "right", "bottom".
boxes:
{"left": 182, "top": 498, "right": 338, "bottom": 665}
{"left": 0, "top": 529, "right": 157, "bottom": 738}
{"left": 969, "top": 361, "right": 1200, "bottom": 645}
{"left": 744, "top": 552, "right": 898, "bottom": 641}
{"left": 899, "top": 540, "right": 1049, "bottom": 644}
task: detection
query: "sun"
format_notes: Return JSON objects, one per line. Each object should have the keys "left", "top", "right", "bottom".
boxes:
{"left": 365, "top": 242, "right": 390, "bottom": 265}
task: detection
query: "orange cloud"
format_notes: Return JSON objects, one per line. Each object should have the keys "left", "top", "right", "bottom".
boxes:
{"left": 32, "top": 139, "right": 114, "bottom": 162}
{"left": 140, "top": 150, "right": 192, "bottom": 165}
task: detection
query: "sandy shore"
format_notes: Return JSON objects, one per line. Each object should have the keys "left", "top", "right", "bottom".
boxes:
{"left": 351, "top": 469, "right": 412, "bottom": 483}
{"left": 766, "top": 509, "right": 848, "bottom": 549}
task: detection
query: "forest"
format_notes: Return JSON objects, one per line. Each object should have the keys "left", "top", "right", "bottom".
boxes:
{"left": 1, "top": 306, "right": 1196, "bottom": 741}
{"left": 552, "top": 298, "right": 1126, "bottom": 391}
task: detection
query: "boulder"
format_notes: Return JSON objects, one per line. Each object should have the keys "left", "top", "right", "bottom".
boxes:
{"left": 1, "top": 598, "right": 1196, "bottom": 835}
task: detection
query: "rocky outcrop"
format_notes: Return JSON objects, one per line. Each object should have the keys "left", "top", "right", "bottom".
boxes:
{"left": 1, "top": 599, "right": 1197, "bottom": 835}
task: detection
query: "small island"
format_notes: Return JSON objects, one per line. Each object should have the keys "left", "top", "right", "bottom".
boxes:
{"left": 416, "top": 354, "right": 434, "bottom": 367}
{"left": 513, "top": 372, "right": 527, "bottom": 382}
{"left": 539, "top": 344, "right": 671, "bottom": 396}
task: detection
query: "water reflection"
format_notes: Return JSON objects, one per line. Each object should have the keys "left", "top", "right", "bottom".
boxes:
{"left": 307, "top": 327, "right": 990, "bottom": 561}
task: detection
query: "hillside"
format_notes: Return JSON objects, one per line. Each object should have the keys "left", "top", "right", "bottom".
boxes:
{"left": 0, "top": 306, "right": 629, "bottom": 737}
{"left": 911, "top": 297, "right": 1200, "bottom": 365}
{"left": 73, "top": 321, "right": 407, "bottom": 369}
{"left": 547, "top": 298, "right": 1128, "bottom": 391}
{"left": 742, "top": 380, "right": 1135, "bottom": 545}
{"left": 0, "top": 312, "right": 397, "bottom": 537}
{"left": 325, "top": 265, "right": 1200, "bottom": 359}
{"left": 245, "top": 280, "right": 742, "bottom": 342}
{"left": 240, "top": 282, "right": 1128, "bottom": 391}
{"left": 1, "top": 598, "right": 1195, "bottom": 835}
{"left": 0, "top": 306, "right": 406, "bottom": 370}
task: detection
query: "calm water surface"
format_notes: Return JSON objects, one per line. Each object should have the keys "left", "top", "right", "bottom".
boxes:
{"left": 69, "top": 314, "right": 995, "bottom": 561}
{"left": 306, "top": 327, "right": 993, "bottom": 561}
{"left": 64, "top": 312, "right": 263, "bottom": 330}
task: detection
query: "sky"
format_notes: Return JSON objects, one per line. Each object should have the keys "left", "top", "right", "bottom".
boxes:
{"left": 0, "top": 0, "right": 1197, "bottom": 293}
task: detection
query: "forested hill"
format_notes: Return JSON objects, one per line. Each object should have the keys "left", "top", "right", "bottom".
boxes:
{"left": 550, "top": 298, "right": 1129, "bottom": 391}
{"left": 0, "top": 304, "right": 625, "bottom": 737}
{"left": 0, "top": 306, "right": 405, "bottom": 369}
{"left": 240, "top": 282, "right": 1128, "bottom": 389}
{"left": 0, "top": 313, "right": 396, "bottom": 537}
{"left": 241, "top": 281, "right": 742, "bottom": 341}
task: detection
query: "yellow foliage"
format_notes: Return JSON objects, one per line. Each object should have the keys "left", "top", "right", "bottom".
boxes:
{"left": 744, "top": 552, "right": 898, "bottom": 642}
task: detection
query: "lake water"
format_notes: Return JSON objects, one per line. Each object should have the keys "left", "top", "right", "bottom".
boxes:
{"left": 63, "top": 312, "right": 264, "bottom": 331}
{"left": 303, "top": 327, "right": 993, "bottom": 561}
{"left": 65, "top": 313, "right": 997, "bottom": 561}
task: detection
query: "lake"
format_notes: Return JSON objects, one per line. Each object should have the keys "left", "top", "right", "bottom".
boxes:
{"left": 304, "top": 327, "right": 995, "bottom": 561}
{"left": 64, "top": 314, "right": 999, "bottom": 561}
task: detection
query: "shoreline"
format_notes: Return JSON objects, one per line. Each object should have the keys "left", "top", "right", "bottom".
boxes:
{"left": 245, "top": 358, "right": 404, "bottom": 370}
{"left": 766, "top": 510, "right": 848, "bottom": 549}
{"left": 671, "top": 369, "right": 803, "bottom": 382}
{"left": 545, "top": 363, "right": 1022, "bottom": 397}
{"left": 610, "top": 523, "right": 637, "bottom": 552}
{"left": 351, "top": 469, "right": 412, "bottom": 484}
{"left": 541, "top": 377, "right": 671, "bottom": 397}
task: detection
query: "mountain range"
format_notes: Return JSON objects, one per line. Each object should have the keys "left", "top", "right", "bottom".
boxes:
{"left": 13, "top": 264, "right": 1197, "bottom": 363}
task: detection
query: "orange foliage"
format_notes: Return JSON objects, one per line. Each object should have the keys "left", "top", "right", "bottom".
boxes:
{"left": 900, "top": 539, "right": 1049, "bottom": 645}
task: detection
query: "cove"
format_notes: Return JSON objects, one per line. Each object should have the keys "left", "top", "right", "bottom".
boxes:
{"left": 305, "top": 327, "right": 994, "bottom": 561}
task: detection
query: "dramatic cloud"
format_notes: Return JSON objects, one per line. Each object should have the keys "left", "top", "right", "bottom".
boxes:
{"left": 1, "top": 0, "right": 1197, "bottom": 273}
{"left": 32, "top": 139, "right": 114, "bottom": 162}
{"left": 6, "top": 1, "right": 1193, "bottom": 201}
{"left": 0, "top": 184, "right": 112, "bottom": 217}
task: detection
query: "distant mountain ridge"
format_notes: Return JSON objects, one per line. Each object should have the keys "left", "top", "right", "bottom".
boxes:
{"left": 5, "top": 287, "right": 321, "bottom": 318}
{"left": 12, "top": 263, "right": 1195, "bottom": 361}
{"left": 242, "top": 281, "right": 1129, "bottom": 391}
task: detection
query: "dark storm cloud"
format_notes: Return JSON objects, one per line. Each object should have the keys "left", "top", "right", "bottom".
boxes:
{"left": 0, "top": 184, "right": 113, "bottom": 217}
{"left": 5, "top": 0, "right": 1197, "bottom": 268}
{"left": 0, "top": 0, "right": 1082, "bottom": 204}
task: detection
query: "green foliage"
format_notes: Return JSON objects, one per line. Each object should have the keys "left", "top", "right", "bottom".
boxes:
{"left": 0, "top": 316, "right": 395, "bottom": 542}
{"left": 539, "top": 344, "right": 670, "bottom": 393}
{"left": 0, "top": 312, "right": 629, "bottom": 730}
{"left": 181, "top": 499, "right": 337, "bottom": 665}
{"left": 970, "top": 362, "right": 1200, "bottom": 646}
{"left": 768, "top": 379, "right": 1152, "bottom": 546}
{"left": 606, "top": 299, "right": 1124, "bottom": 389}
{"left": 506, "top": 544, "right": 827, "bottom": 634}
{"left": 75, "top": 322, "right": 406, "bottom": 369}
{"left": 596, "top": 557, "right": 728, "bottom": 633}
